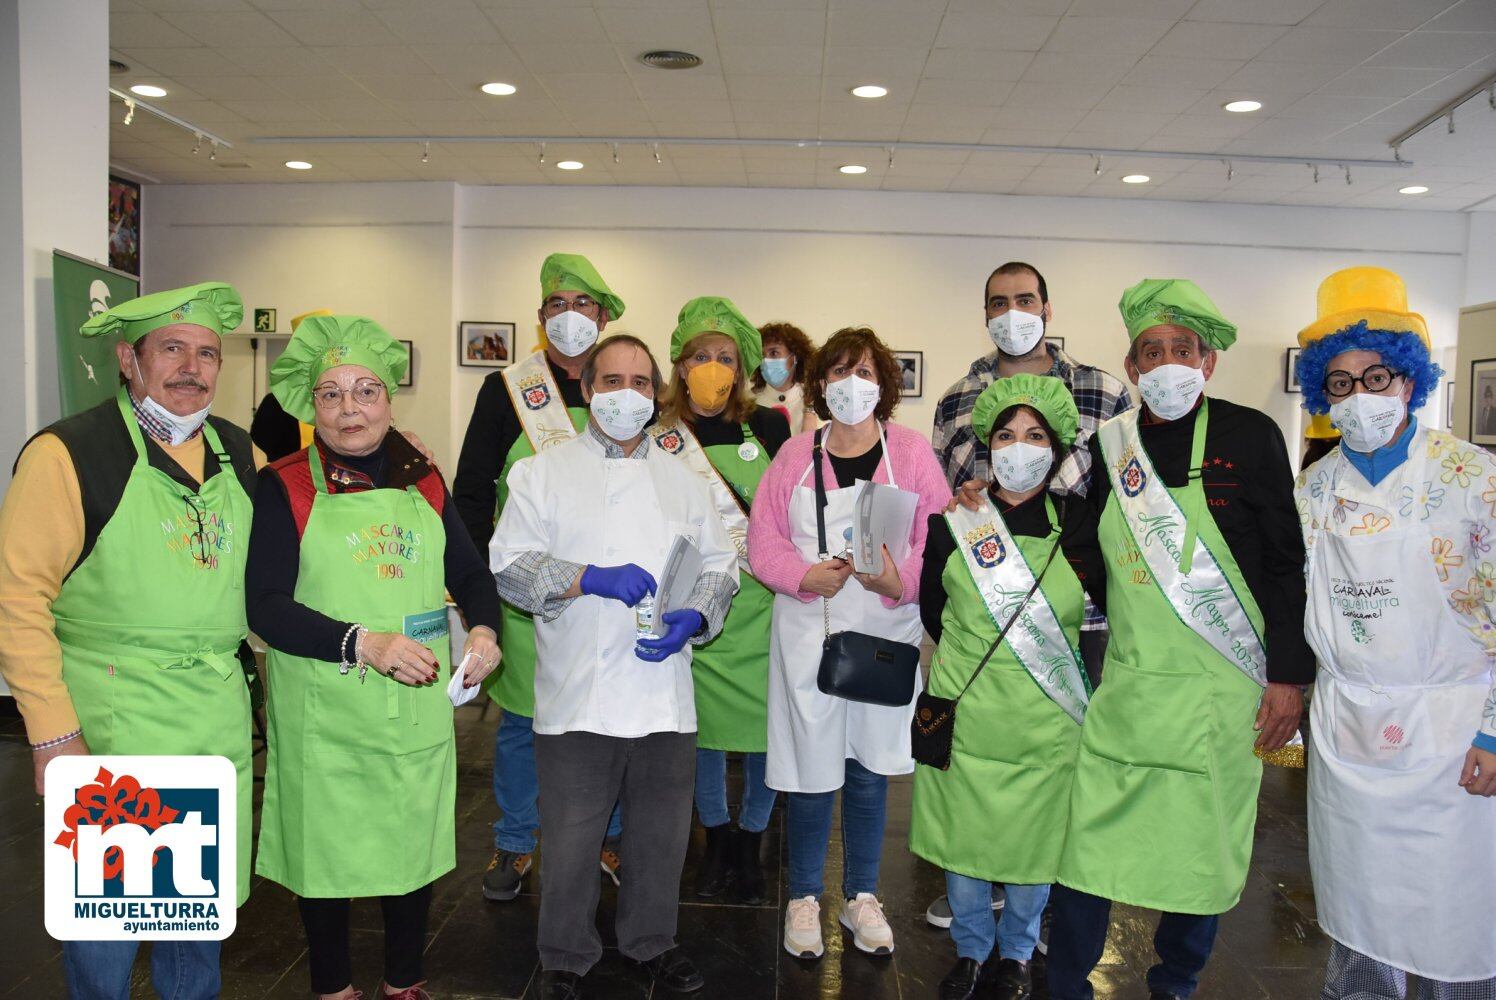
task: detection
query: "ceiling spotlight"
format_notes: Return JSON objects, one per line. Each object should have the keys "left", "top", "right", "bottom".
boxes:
{"left": 285, "top": 160, "right": 313, "bottom": 170}
{"left": 122, "top": 99, "right": 136, "bottom": 125}
{"left": 1399, "top": 184, "right": 1429, "bottom": 195}
{"left": 1222, "top": 99, "right": 1261, "bottom": 113}
{"left": 480, "top": 82, "right": 517, "bottom": 96}
{"left": 557, "top": 160, "right": 584, "bottom": 170}
{"left": 1122, "top": 174, "right": 1150, "bottom": 184}
{"left": 130, "top": 84, "right": 167, "bottom": 98}
{"left": 851, "top": 84, "right": 888, "bottom": 99}
{"left": 839, "top": 164, "right": 868, "bottom": 175}
{"left": 421, "top": 142, "right": 430, "bottom": 164}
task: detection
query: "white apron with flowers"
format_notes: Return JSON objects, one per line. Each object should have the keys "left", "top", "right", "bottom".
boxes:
{"left": 1296, "top": 424, "right": 1496, "bottom": 981}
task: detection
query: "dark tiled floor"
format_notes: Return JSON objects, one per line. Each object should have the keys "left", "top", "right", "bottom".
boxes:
{"left": 1, "top": 701, "right": 1332, "bottom": 999}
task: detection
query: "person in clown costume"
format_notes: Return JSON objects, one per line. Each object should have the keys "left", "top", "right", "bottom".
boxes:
{"left": 1294, "top": 266, "right": 1496, "bottom": 1000}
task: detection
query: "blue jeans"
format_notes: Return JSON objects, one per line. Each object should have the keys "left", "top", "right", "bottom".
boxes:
{"left": 63, "top": 939, "right": 220, "bottom": 1000}
{"left": 493, "top": 709, "right": 620, "bottom": 852}
{"left": 1046, "top": 884, "right": 1220, "bottom": 999}
{"left": 785, "top": 758, "right": 887, "bottom": 899}
{"left": 694, "top": 749, "right": 778, "bottom": 833}
{"left": 946, "top": 872, "right": 1050, "bottom": 962}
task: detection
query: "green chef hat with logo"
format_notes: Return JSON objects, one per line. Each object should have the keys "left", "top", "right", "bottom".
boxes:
{"left": 269, "top": 314, "right": 408, "bottom": 422}
{"left": 1118, "top": 278, "right": 1237, "bottom": 351}
{"left": 972, "top": 373, "right": 1080, "bottom": 449}
{"left": 539, "top": 252, "right": 625, "bottom": 320}
{"left": 669, "top": 295, "right": 763, "bottom": 374}
{"left": 79, "top": 281, "right": 243, "bottom": 343}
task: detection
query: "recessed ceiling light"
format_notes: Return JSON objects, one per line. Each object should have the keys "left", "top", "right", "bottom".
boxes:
{"left": 839, "top": 164, "right": 868, "bottom": 175}
{"left": 284, "top": 160, "right": 313, "bottom": 170}
{"left": 480, "top": 82, "right": 517, "bottom": 96}
{"left": 557, "top": 160, "right": 584, "bottom": 170}
{"left": 1399, "top": 184, "right": 1429, "bottom": 194}
{"left": 1222, "top": 99, "right": 1262, "bottom": 113}
{"left": 1122, "top": 174, "right": 1150, "bottom": 184}
{"left": 130, "top": 84, "right": 167, "bottom": 98}
{"left": 851, "top": 84, "right": 888, "bottom": 99}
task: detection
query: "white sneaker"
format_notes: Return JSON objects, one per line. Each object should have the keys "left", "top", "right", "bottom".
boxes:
{"left": 783, "top": 895, "right": 825, "bottom": 959}
{"left": 840, "top": 892, "right": 895, "bottom": 955}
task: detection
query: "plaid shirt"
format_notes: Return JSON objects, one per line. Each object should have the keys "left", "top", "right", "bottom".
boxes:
{"left": 129, "top": 390, "right": 202, "bottom": 444}
{"left": 931, "top": 342, "right": 1133, "bottom": 498}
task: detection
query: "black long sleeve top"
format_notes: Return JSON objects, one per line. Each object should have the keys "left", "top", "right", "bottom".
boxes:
{"left": 919, "top": 490, "right": 1105, "bottom": 643}
{"left": 1082, "top": 397, "right": 1316, "bottom": 685}
{"left": 246, "top": 435, "right": 502, "bottom": 663}
{"left": 452, "top": 356, "right": 587, "bottom": 552}
{"left": 688, "top": 405, "right": 791, "bottom": 460}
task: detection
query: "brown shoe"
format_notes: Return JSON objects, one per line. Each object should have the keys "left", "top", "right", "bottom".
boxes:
{"left": 599, "top": 836, "right": 622, "bottom": 886}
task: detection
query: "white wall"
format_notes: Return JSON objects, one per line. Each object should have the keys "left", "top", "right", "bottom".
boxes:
{"left": 1466, "top": 213, "right": 1496, "bottom": 309}
{"left": 144, "top": 182, "right": 1471, "bottom": 473}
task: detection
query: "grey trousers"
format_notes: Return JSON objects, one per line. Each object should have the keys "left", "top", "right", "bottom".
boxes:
{"left": 1323, "top": 942, "right": 1496, "bottom": 1000}
{"left": 534, "top": 729, "right": 697, "bottom": 975}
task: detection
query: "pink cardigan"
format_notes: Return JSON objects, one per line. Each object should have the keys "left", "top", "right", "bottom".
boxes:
{"left": 748, "top": 422, "right": 953, "bottom": 608}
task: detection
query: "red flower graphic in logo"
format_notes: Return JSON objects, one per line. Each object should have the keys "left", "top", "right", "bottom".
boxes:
{"left": 523, "top": 385, "right": 550, "bottom": 410}
{"left": 52, "top": 767, "right": 180, "bottom": 878}
{"left": 657, "top": 431, "right": 683, "bottom": 453}
{"left": 1382, "top": 724, "right": 1405, "bottom": 746}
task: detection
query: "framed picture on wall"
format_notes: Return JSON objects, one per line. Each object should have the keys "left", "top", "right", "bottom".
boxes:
{"left": 1284, "top": 347, "right": 1301, "bottom": 393}
{"left": 894, "top": 351, "right": 923, "bottom": 398}
{"left": 107, "top": 175, "right": 141, "bottom": 277}
{"left": 1049, "top": 336, "right": 1065, "bottom": 352}
{"left": 1470, "top": 359, "right": 1496, "bottom": 446}
{"left": 459, "top": 321, "right": 514, "bottom": 369}
{"left": 399, "top": 339, "right": 414, "bottom": 387}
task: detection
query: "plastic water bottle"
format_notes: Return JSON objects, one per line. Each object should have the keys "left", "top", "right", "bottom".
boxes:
{"left": 634, "top": 595, "right": 656, "bottom": 639}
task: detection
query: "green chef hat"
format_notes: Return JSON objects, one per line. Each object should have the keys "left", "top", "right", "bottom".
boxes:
{"left": 539, "top": 252, "right": 625, "bottom": 320}
{"left": 269, "top": 314, "right": 409, "bottom": 422}
{"left": 1118, "top": 278, "right": 1237, "bottom": 351}
{"left": 669, "top": 295, "right": 763, "bottom": 374}
{"left": 972, "top": 374, "right": 1080, "bottom": 449}
{"left": 79, "top": 281, "right": 243, "bottom": 343}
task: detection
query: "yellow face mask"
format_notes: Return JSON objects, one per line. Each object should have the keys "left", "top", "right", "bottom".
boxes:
{"left": 685, "top": 361, "right": 736, "bottom": 410}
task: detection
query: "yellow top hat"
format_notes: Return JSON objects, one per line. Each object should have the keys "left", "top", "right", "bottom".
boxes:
{"left": 290, "top": 308, "right": 332, "bottom": 332}
{"left": 1298, "top": 266, "right": 1428, "bottom": 349}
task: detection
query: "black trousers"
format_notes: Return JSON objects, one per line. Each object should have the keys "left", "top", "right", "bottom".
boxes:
{"left": 297, "top": 883, "right": 434, "bottom": 994}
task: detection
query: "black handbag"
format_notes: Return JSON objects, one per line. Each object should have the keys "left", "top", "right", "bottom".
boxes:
{"left": 911, "top": 527, "right": 1063, "bottom": 770}
{"left": 811, "top": 429, "right": 922, "bottom": 708}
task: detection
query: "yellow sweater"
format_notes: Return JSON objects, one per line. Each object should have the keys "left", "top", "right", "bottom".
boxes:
{"left": 0, "top": 431, "right": 263, "bottom": 744}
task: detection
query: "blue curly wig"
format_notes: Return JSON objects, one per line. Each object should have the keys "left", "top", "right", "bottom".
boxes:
{"left": 1296, "top": 320, "right": 1443, "bottom": 415}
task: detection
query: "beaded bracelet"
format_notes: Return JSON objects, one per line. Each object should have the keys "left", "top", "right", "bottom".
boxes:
{"left": 352, "top": 626, "right": 370, "bottom": 682}
{"left": 30, "top": 728, "right": 82, "bottom": 751}
{"left": 339, "top": 622, "right": 364, "bottom": 676}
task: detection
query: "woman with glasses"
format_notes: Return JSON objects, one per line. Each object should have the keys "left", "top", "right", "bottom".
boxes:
{"left": 247, "top": 315, "right": 502, "bottom": 1000}
{"left": 651, "top": 296, "right": 791, "bottom": 903}
{"left": 747, "top": 326, "right": 952, "bottom": 961}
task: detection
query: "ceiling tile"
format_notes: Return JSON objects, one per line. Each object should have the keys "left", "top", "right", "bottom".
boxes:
{"left": 110, "top": 12, "right": 203, "bottom": 47}
{"left": 114, "top": 46, "right": 234, "bottom": 76}
{"left": 977, "top": 126, "right": 1074, "bottom": 145}
{"left": 411, "top": 44, "right": 528, "bottom": 81}
{"left": 595, "top": 7, "right": 716, "bottom": 46}
{"left": 372, "top": 8, "right": 505, "bottom": 45}
{"left": 822, "top": 46, "right": 934, "bottom": 77}
{"left": 629, "top": 69, "right": 731, "bottom": 99}
{"left": 1218, "top": 58, "right": 1351, "bottom": 93}
{"left": 1304, "top": 0, "right": 1459, "bottom": 29}
{"left": 1368, "top": 31, "right": 1496, "bottom": 68}
{"left": 534, "top": 71, "right": 636, "bottom": 100}
{"left": 644, "top": 98, "right": 736, "bottom": 121}
{"left": 1120, "top": 54, "right": 1244, "bottom": 89}
{"left": 170, "top": 74, "right": 289, "bottom": 100}
{"left": 1018, "top": 52, "right": 1137, "bottom": 87}
{"left": 713, "top": 8, "right": 826, "bottom": 47}
{"left": 267, "top": 11, "right": 402, "bottom": 46}
{"left": 1096, "top": 84, "right": 1206, "bottom": 115}
{"left": 1425, "top": 0, "right": 1496, "bottom": 31}
{"left": 1254, "top": 26, "right": 1404, "bottom": 63}
{"left": 1073, "top": 108, "right": 1175, "bottom": 135}
{"left": 1277, "top": 93, "right": 1393, "bottom": 121}
{"left": 1151, "top": 22, "right": 1289, "bottom": 61}
{"left": 1318, "top": 65, "right": 1454, "bottom": 99}
{"left": 515, "top": 43, "right": 627, "bottom": 72}
{"left": 384, "top": 99, "right": 489, "bottom": 122}
{"left": 827, "top": 9, "right": 941, "bottom": 47}
{"left": 1185, "top": 0, "right": 1328, "bottom": 24}
{"left": 931, "top": 13, "right": 1059, "bottom": 51}
{"left": 726, "top": 75, "right": 822, "bottom": 101}
{"left": 1042, "top": 16, "right": 1173, "bottom": 55}
{"left": 987, "top": 105, "right": 1087, "bottom": 129}
{"left": 349, "top": 75, "right": 461, "bottom": 100}
{"left": 1151, "top": 113, "right": 1261, "bottom": 138}
{"left": 730, "top": 100, "right": 822, "bottom": 124}
{"left": 912, "top": 77, "right": 1015, "bottom": 106}
{"left": 717, "top": 45, "right": 825, "bottom": 76}
{"left": 921, "top": 48, "right": 1034, "bottom": 81}
{"left": 1065, "top": 0, "right": 1195, "bottom": 15}
{"left": 482, "top": 6, "right": 610, "bottom": 45}
{"left": 1004, "top": 81, "right": 1105, "bottom": 111}
{"left": 220, "top": 99, "right": 326, "bottom": 122}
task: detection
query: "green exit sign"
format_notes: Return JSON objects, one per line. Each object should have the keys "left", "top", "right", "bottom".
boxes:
{"left": 253, "top": 308, "right": 276, "bottom": 332}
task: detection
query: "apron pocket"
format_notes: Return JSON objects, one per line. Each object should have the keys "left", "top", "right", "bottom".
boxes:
{"left": 1081, "top": 657, "right": 1210, "bottom": 775}
{"left": 1322, "top": 682, "right": 1442, "bottom": 772}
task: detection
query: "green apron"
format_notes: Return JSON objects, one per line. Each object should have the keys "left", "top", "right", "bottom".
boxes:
{"left": 692, "top": 424, "right": 774, "bottom": 752}
{"left": 255, "top": 446, "right": 455, "bottom": 898}
{"left": 910, "top": 498, "right": 1086, "bottom": 884}
{"left": 52, "top": 389, "right": 254, "bottom": 905}
{"left": 1057, "top": 407, "right": 1265, "bottom": 914}
{"left": 484, "top": 406, "right": 590, "bottom": 719}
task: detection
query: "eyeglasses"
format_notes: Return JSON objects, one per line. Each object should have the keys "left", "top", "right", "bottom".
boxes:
{"left": 1324, "top": 365, "right": 1404, "bottom": 399}
{"left": 313, "top": 381, "right": 385, "bottom": 410}
{"left": 541, "top": 295, "right": 601, "bottom": 318}
{"left": 181, "top": 493, "right": 209, "bottom": 565}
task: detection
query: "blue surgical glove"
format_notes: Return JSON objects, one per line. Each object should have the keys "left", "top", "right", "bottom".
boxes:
{"left": 635, "top": 609, "right": 703, "bottom": 662}
{"left": 579, "top": 564, "right": 657, "bottom": 607}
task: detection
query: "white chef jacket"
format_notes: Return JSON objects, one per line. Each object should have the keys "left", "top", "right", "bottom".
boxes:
{"left": 490, "top": 428, "right": 738, "bottom": 738}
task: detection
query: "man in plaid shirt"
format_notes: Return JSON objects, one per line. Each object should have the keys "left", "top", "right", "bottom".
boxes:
{"left": 923, "top": 261, "right": 1133, "bottom": 949}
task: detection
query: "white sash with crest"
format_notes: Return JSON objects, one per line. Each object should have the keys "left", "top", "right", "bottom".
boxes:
{"left": 946, "top": 500, "right": 1089, "bottom": 724}
{"left": 648, "top": 421, "right": 752, "bottom": 574}
{"left": 1096, "top": 409, "right": 1267, "bottom": 687}
{"left": 502, "top": 351, "right": 580, "bottom": 453}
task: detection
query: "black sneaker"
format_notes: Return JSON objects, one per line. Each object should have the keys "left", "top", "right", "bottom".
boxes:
{"left": 939, "top": 958, "right": 981, "bottom": 1000}
{"left": 481, "top": 848, "right": 532, "bottom": 902}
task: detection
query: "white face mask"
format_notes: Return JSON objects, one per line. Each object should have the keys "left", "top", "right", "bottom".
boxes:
{"left": 1137, "top": 363, "right": 1206, "bottom": 422}
{"left": 132, "top": 356, "right": 212, "bottom": 445}
{"left": 544, "top": 310, "right": 599, "bottom": 358}
{"left": 991, "top": 441, "right": 1053, "bottom": 494}
{"left": 987, "top": 309, "right": 1045, "bottom": 357}
{"left": 589, "top": 387, "right": 654, "bottom": 441}
{"left": 1330, "top": 392, "right": 1406, "bottom": 453}
{"left": 825, "top": 374, "right": 880, "bottom": 426}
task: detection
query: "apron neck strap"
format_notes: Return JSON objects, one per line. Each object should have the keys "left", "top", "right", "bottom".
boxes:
{"left": 1043, "top": 493, "right": 1060, "bottom": 535}
{"left": 1177, "top": 397, "right": 1210, "bottom": 574}
{"left": 116, "top": 386, "right": 150, "bottom": 465}
{"left": 307, "top": 443, "right": 330, "bottom": 495}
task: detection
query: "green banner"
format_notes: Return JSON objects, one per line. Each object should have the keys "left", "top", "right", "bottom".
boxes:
{"left": 52, "top": 251, "right": 139, "bottom": 417}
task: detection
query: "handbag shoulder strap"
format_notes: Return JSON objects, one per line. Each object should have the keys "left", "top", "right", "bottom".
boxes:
{"left": 947, "top": 499, "right": 1066, "bottom": 706}
{"left": 812, "top": 426, "right": 829, "bottom": 559}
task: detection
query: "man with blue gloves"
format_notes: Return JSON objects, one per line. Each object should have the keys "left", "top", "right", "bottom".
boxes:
{"left": 491, "top": 333, "right": 738, "bottom": 1000}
